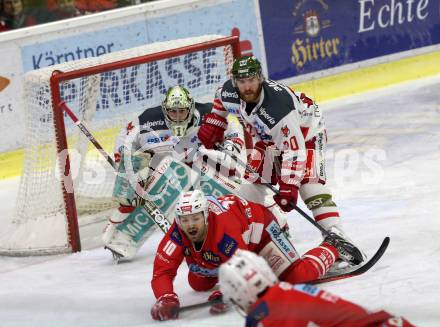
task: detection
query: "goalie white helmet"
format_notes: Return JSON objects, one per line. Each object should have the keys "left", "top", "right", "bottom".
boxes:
{"left": 161, "top": 85, "right": 195, "bottom": 137}
{"left": 175, "top": 190, "right": 208, "bottom": 225}
{"left": 219, "top": 249, "right": 277, "bottom": 313}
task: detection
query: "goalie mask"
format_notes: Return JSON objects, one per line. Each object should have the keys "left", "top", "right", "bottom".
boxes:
{"left": 161, "top": 85, "right": 195, "bottom": 137}
{"left": 219, "top": 249, "right": 277, "bottom": 313}
{"left": 175, "top": 190, "right": 209, "bottom": 226}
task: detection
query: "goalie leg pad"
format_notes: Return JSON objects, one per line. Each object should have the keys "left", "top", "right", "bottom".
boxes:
{"left": 144, "top": 156, "right": 195, "bottom": 222}
{"left": 113, "top": 149, "right": 152, "bottom": 207}
{"left": 103, "top": 206, "right": 156, "bottom": 260}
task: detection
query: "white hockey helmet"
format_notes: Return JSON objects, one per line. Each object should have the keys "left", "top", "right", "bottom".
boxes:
{"left": 219, "top": 249, "right": 278, "bottom": 313}
{"left": 161, "top": 85, "right": 195, "bottom": 137}
{"left": 175, "top": 190, "right": 209, "bottom": 225}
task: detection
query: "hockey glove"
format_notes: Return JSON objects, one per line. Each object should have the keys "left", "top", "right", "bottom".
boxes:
{"left": 273, "top": 182, "right": 299, "bottom": 212}
{"left": 208, "top": 290, "right": 229, "bottom": 315}
{"left": 197, "top": 113, "right": 228, "bottom": 149}
{"left": 150, "top": 293, "right": 180, "bottom": 321}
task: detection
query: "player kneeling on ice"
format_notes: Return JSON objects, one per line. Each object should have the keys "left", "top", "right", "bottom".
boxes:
{"left": 150, "top": 190, "right": 360, "bottom": 321}
{"left": 219, "top": 249, "right": 414, "bottom": 327}
{"left": 102, "top": 85, "right": 245, "bottom": 261}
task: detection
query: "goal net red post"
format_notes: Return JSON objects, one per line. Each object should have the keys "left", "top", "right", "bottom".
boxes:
{"left": 1, "top": 35, "right": 240, "bottom": 256}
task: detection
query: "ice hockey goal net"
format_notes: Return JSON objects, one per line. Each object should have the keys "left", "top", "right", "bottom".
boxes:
{"left": 0, "top": 35, "right": 240, "bottom": 256}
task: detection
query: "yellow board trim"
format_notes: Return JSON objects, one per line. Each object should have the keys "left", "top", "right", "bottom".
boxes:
{"left": 1, "top": 50, "right": 439, "bottom": 180}
{"left": 290, "top": 51, "right": 440, "bottom": 103}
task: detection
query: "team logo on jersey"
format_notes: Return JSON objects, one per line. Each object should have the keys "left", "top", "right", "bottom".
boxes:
{"left": 218, "top": 234, "right": 238, "bottom": 257}
{"left": 170, "top": 225, "right": 183, "bottom": 245}
{"left": 202, "top": 251, "right": 220, "bottom": 263}
{"left": 281, "top": 125, "right": 290, "bottom": 137}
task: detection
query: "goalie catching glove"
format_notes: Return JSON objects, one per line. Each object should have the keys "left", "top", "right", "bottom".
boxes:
{"left": 151, "top": 293, "right": 180, "bottom": 321}
{"left": 197, "top": 113, "right": 228, "bottom": 149}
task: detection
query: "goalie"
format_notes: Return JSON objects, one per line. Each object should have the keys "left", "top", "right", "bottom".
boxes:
{"left": 102, "top": 85, "right": 250, "bottom": 261}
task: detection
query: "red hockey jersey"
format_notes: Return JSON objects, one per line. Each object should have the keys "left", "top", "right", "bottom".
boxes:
{"left": 151, "top": 195, "right": 281, "bottom": 298}
{"left": 246, "top": 282, "right": 414, "bottom": 327}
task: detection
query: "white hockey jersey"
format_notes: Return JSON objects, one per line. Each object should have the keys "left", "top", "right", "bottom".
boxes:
{"left": 211, "top": 79, "right": 326, "bottom": 187}
{"left": 114, "top": 103, "right": 245, "bottom": 170}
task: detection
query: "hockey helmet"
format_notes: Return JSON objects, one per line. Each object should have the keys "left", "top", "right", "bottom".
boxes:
{"left": 219, "top": 249, "right": 277, "bottom": 313}
{"left": 175, "top": 190, "right": 209, "bottom": 225}
{"left": 161, "top": 85, "right": 195, "bottom": 137}
{"left": 231, "top": 56, "right": 263, "bottom": 81}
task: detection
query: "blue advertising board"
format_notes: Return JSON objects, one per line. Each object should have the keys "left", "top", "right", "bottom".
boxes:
{"left": 259, "top": 0, "right": 440, "bottom": 80}
{"left": 22, "top": 0, "right": 262, "bottom": 72}
{"left": 19, "top": 0, "right": 263, "bottom": 128}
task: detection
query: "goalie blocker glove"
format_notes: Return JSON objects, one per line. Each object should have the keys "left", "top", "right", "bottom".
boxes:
{"left": 197, "top": 113, "right": 228, "bottom": 149}
{"left": 151, "top": 293, "right": 180, "bottom": 321}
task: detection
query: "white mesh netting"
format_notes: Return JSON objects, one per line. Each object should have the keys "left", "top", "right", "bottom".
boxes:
{"left": 0, "top": 35, "right": 234, "bottom": 255}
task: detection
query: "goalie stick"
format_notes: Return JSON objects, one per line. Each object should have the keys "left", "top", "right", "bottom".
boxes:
{"left": 178, "top": 237, "right": 390, "bottom": 313}
{"left": 59, "top": 101, "right": 171, "bottom": 234}
{"left": 215, "top": 143, "right": 365, "bottom": 264}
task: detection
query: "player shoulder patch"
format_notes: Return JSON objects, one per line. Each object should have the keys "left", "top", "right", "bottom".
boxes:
{"left": 246, "top": 301, "right": 269, "bottom": 327}
{"left": 217, "top": 234, "right": 238, "bottom": 257}
{"left": 170, "top": 224, "right": 183, "bottom": 245}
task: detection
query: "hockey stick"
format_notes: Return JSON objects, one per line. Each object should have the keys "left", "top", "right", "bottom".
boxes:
{"left": 215, "top": 143, "right": 364, "bottom": 264}
{"left": 179, "top": 297, "right": 222, "bottom": 313}
{"left": 59, "top": 101, "right": 171, "bottom": 234}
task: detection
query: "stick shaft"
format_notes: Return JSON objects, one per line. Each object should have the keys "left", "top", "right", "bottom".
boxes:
{"left": 59, "top": 101, "right": 171, "bottom": 233}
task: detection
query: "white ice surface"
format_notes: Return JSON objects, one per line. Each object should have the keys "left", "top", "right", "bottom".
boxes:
{"left": 1, "top": 75, "right": 440, "bottom": 326}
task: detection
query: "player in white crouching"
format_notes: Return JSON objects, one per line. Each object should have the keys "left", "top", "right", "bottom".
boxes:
{"left": 197, "top": 56, "right": 365, "bottom": 266}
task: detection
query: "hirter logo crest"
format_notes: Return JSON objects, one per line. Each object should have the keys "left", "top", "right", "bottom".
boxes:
{"left": 281, "top": 125, "right": 290, "bottom": 137}
{"left": 304, "top": 10, "right": 320, "bottom": 37}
